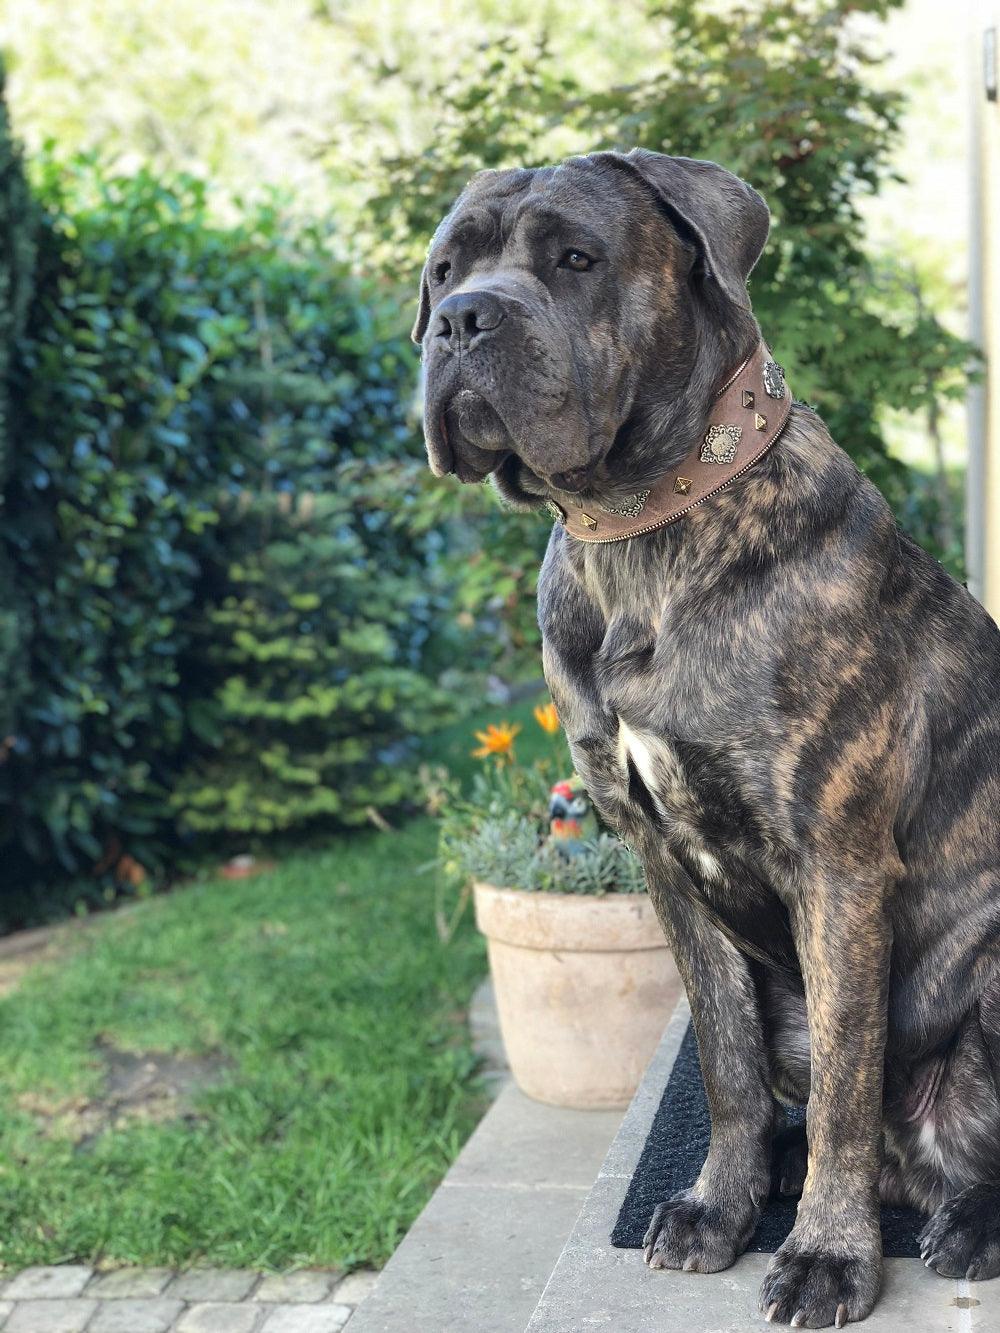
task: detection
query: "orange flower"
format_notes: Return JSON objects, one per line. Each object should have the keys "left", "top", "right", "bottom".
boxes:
{"left": 472, "top": 721, "right": 521, "bottom": 761}
{"left": 533, "top": 701, "right": 560, "bottom": 734}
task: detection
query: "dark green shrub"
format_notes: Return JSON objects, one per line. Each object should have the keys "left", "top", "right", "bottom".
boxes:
{"left": 1, "top": 159, "right": 448, "bottom": 911}
{"left": 169, "top": 486, "right": 450, "bottom": 837}
{"left": 0, "top": 62, "right": 37, "bottom": 742}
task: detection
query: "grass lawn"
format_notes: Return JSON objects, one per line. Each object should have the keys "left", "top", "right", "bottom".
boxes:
{"left": 0, "top": 689, "right": 548, "bottom": 1274}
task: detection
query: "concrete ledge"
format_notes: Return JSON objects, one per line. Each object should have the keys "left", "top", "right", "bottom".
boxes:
{"left": 346, "top": 1078, "right": 623, "bottom": 1332}
{"left": 526, "top": 995, "right": 998, "bottom": 1331}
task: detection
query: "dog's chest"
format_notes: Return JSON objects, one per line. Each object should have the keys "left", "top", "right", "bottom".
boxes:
{"left": 540, "top": 538, "right": 785, "bottom": 887}
{"left": 565, "top": 674, "right": 760, "bottom": 888}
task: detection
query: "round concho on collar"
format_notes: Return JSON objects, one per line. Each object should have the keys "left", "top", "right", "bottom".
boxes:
{"left": 700, "top": 422, "right": 741, "bottom": 465}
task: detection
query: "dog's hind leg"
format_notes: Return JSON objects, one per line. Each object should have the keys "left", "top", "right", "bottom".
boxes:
{"left": 883, "top": 978, "right": 1000, "bottom": 1280}
{"left": 919, "top": 1185, "right": 1000, "bottom": 1279}
{"left": 916, "top": 976, "right": 1000, "bottom": 1280}
{"left": 771, "top": 1123, "right": 808, "bottom": 1199}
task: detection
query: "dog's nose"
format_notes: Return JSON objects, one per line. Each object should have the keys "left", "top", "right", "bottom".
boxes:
{"left": 433, "top": 290, "right": 505, "bottom": 351}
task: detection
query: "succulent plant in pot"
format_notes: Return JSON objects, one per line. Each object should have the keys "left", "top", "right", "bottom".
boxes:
{"left": 437, "top": 702, "right": 682, "bottom": 1109}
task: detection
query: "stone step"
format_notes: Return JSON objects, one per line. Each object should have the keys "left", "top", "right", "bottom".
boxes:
{"left": 526, "top": 995, "right": 999, "bottom": 1332}
{"left": 344, "top": 1077, "right": 622, "bottom": 1332}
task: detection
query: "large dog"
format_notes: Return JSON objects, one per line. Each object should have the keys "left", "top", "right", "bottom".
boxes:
{"left": 413, "top": 149, "right": 1000, "bottom": 1328}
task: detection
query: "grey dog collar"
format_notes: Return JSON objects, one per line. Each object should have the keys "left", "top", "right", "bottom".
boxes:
{"left": 545, "top": 342, "right": 792, "bottom": 543}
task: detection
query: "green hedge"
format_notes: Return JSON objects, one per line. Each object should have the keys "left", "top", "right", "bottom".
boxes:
{"left": 0, "top": 66, "right": 37, "bottom": 744}
{"left": 1, "top": 158, "right": 451, "bottom": 917}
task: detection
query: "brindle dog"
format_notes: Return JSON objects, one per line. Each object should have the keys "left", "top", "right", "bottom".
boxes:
{"left": 413, "top": 149, "right": 1000, "bottom": 1328}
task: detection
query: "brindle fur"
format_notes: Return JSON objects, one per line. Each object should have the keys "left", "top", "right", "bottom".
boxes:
{"left": 415, "top": 149, "right": 1000, "bottom": 1327}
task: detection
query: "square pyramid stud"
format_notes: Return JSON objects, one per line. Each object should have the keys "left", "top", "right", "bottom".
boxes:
{"left": 755, "top": 412, "right": 767, "bottom": 431}
{"left": 581, "top": 512, "right": 598, "bottom": 530}
{"left": 673, "top": 476, "right": 692, "bottom": 495}
{"left": 742, "top": 389, "right": 755, "bottom": 409}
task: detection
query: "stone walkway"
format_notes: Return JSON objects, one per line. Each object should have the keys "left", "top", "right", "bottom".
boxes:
{"left": 0, "top": 1264, "right": 378, "bottom": 1332}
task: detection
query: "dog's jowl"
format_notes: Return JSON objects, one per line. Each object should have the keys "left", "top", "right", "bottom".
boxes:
{"left": 414, "top": 148, "right": 1000, "bottom": 1327}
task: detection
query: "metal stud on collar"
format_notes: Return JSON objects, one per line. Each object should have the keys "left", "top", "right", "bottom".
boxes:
{"left": 763, "top": 360, "right": 786, "bottom": 399}
{"left": 600, "top": 489, "right": 651, "bottom": 518}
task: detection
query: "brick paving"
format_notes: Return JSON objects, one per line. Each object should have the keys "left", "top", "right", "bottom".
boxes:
{"left": 0, "top": 1267, "right": 377, "bottom": 1332}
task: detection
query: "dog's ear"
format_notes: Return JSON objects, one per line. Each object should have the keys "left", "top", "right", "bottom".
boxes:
{"left": 623, "top": 148, "right": 769, "bottom": 310}
{"left": 411, "top": 263, "right": 431, "bottom": 344}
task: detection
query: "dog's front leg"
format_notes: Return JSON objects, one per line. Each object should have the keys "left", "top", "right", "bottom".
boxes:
{"left": 760, "top": 867, "right": 892, "bottom": 1328}
{"left": 644, "top": 873, "right": 774, "bottom": 1273}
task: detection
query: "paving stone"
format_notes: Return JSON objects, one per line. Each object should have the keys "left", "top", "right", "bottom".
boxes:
{"left": 5, "top": 1300, "right": 97, "bottom": 1332}
{"left": 253, "top": 1271, "right": 335, "bottom": 1303}
{"left": 86, "top": 1267, "right": 174, "bottom": 1299}
{"left": 260, "top": 1305, "right": 352, "bottom": 1333}
{"left": 165, "top": 1268, "right": 258, "bottom": 1301}
{"left": 331, "top": 1269, "right": 378, "bottom": 1306}
{"left": 176, "top": 1303, "right": 263, "bottom": 1333}
{"left": 446, "top": 1080, "right": 623, "bottom": 1190}
{"left": 3, "top": 1266, "right": 93, "bottom": 1300}
{"left": 345, "top": 1184, "right": 587, "bottom": 1333}
{"left": 88, "top": 1299, "right": 184, "bottom": 1332}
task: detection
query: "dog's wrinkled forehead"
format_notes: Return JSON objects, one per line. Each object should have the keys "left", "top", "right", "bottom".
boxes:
{"left": 415, "top": 150, "right": 770, "bottom": 347}
{"left": 432, "top": 158, "right": 668, "bottom": 270}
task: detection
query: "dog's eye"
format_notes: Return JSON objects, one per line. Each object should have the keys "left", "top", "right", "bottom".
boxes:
{"left": 558, "top": 249, "right": 594, "bottom": 272}
{"left": 433, "top": 260, "right": 452, "bottom": 285}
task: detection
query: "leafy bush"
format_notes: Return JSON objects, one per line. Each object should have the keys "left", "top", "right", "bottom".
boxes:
{"left": 361, "top": 0, "right": 976, "bottom": 661}
{"left": 171, "top": 484, "right": 451, "bottom": 838}
{"left": 441, "top": 805, "right": 646, "bottom": 895}
{"left": 0, "top": 62, "right": 37, "bottom": 741}
{"left": 1, "top": 158, "right": 450, "bottom": 912}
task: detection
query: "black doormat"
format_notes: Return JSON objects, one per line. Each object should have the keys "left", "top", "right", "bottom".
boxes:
{"left": 611, "top": 1023, "right": 923, "bottom": 1257}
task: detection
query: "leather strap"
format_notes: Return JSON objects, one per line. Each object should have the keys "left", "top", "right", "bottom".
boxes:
{"left": 547, "top": 342, "right": 791, "bottom": 543}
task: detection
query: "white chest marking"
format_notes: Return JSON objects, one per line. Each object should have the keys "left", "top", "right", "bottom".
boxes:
{"left": 615, "top": 717, "right": 724, "bottom": 882}
{"left": 616, "top": 718, "right": 660, "bottom": 795}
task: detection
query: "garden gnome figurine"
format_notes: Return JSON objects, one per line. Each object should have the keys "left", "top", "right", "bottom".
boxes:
{"left": 548, "top": 775, "right": 592, "bottom": 854}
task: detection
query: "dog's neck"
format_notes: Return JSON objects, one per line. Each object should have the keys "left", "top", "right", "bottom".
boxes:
{"left": 544, "top": 341, "right": 791, "bottom": 544}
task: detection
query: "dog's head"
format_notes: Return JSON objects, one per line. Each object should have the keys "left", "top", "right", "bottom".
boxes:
{"left": 413, "top": 149, "right": 769, "bottom": 506}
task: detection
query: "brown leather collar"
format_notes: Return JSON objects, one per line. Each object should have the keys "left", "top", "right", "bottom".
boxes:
{"left": 546, "top": 341, "right": 791, "bottom": 543}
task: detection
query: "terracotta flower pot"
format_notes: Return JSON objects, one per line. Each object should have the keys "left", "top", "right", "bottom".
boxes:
{"left": 473, "top": 882, "right": 683, "bottom": 1109}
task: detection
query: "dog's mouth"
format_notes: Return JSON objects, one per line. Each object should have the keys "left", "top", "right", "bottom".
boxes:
{"left": 447, "top": 390, "right": 509, "bottom": 452}
{"left": 424, "top": 377, "right": 614, "bottom": 505}
{"left": 426, "top": 386, "right": 513, "bottom": 483}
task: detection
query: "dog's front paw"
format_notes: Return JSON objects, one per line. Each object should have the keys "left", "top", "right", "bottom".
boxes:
{"left": 771, "top": 1125, "right": 809, "bottom": 1199}
{"left": 643, "top": 1190, "right": 753, "bottom": 1274}
{"left": 759, "top": 1239, "right": 881, "bottom": 1328}
{"left": 919, "top": 1184, "right": 1000, "bottom": 1280}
